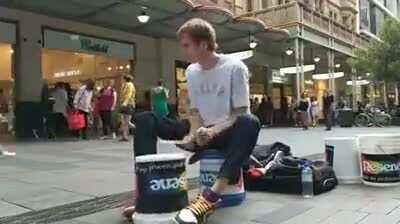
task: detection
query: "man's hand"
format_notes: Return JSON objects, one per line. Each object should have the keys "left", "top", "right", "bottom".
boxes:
{"left": 175, "top": 134, "right": 197, "bottom": 152}
{"left": 195, "top": 127, "right": 216, "bottom": 146}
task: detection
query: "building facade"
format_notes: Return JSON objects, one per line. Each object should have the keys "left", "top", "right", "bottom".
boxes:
{"left": 0, "top": 0, "right": 398, "bottom": 139}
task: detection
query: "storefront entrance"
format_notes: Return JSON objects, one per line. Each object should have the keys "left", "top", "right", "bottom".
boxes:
{"left": 42, "top": 29, "right": 135, "bottom": 93}
{"left": 0, "top": 21, "right": 16, "bottom": 136}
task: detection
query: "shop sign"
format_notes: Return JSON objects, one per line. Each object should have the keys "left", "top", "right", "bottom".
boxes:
{"left": 0, "top": 21, "right": 16, "bottom": 44}
{"left": 226, "top": 50, "right": 254, "bottom": 61}
{"left": 79, "top": 38, "right": 109, "bottom": 54}
{"left": 272, "top": 69, "right": 289, "bottom": 84}
{"left": 44, "top": 29, "right": 134, "bottom": 60}
{"left": 54, "top": 70, "right": 81, "bottom": 78}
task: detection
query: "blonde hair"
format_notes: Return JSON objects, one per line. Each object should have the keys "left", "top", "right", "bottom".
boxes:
{"left": 177, "top": 18, "right": 217, "bottom": 51}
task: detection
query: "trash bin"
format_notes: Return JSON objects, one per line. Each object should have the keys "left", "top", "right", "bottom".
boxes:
{"left": 325, "top": 137, "right": 361, "bottom": 184}
{"left": 358, "top": 134, "right": 400, "bottom": 187}
{"left": 337, "top": 109, "right": 354, "bottom": 127}
{"left": 199, "top": 150, "right": 246, "bottom": 207}
{"left": 133, "top": 153, "right": 188, "bottom": 224}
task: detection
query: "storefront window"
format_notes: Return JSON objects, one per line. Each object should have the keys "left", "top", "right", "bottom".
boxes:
{"left": 0, "top": 43, "right": 14, "bottom": 134}
{"left": 42, "top": 29, "right": 135, "bottom": 96}
{"left": 42, "top": 49, "right": 131, "bottom": 90}
{"left": 175, "top": 61, "right": 190, "bottom": 119}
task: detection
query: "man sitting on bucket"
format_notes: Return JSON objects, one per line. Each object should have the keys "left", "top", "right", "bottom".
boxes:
{"left": 132, "top": 18, "right": 261, "bottom": 224}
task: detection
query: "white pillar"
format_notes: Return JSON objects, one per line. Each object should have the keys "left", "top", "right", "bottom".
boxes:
{"left": 15, "top": 19, "right": 42, "bottom": 102}
{"left": 295, "top": 38, "right": 301, "bottom": 102}
{"left": 351, "top": 69, "right": 357, "bottom": 112}
{"left": 395, "top": 82, "right": 399, "bottom": 106}
{"left": 300, "top": 39, "right": 305, "bottom": 92}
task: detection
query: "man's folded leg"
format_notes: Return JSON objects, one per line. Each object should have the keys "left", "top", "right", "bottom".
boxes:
{"left": 174, "top": 114, "right": 260, "bottom": 224}
{"left": 134, "top": 111, "right": 190, "bottom": 157}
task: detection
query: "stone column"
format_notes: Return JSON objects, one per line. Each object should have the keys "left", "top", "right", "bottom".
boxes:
{"left": 295, "top": 38, "right": 301, "bottom": 102}
{"left": 14, "top": 17, "right": 44, "bottom": 139}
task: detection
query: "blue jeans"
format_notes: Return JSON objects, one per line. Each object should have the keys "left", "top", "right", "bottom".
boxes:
{"left": 134, "top": 112, "right": 261, "bottom": 183}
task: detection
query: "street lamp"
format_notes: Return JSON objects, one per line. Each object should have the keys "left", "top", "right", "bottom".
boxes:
{"left": 137, "top": 8, "right": 150, "bottom": 23}
{"left": 248, "top": 33, "right": 257, "bottom": 49}
{"left": 285, "top": 48, "right": 294, "bottom": 56}
{"left": 313, "top": 56, "right": 321, "bottom": 63}
{"left": 335, "top": 63, "right": 341, "bottom": 68}
{"left": 249, "top": 40, "right": 257, "bottom": 49}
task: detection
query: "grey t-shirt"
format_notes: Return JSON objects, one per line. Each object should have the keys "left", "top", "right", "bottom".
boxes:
{"left": 186, "top": 54, "right": 250, "bottom": 126}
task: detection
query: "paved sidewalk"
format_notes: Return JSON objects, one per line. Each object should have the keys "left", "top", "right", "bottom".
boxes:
{"left": 0, "top": 126, "right": 400, "bottom": 223}
{"left": 58, "top": 184, "right": 400, "bottom": 224}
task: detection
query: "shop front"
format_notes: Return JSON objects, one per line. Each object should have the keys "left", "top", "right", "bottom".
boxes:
{"left": 0, "top": 21, "right": 16, "bottom": 135}
{"left": 42, "top": 29, "right": 135, "bottom": 94}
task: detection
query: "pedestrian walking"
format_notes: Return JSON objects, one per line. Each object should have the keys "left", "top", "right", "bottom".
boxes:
{"left": 266, "top": 96, "right": 274, "bottom": 126}
{"left": 51, "top": 82, "right": 69, "bottom": 137}
{"left": 151, "top": 80, "right": 170, "bottom": 118}
{"left": 323, "top": 91, "right": 334, "bottom": 131}
{"left": 298, "top": 92, "right": 310, "bottom": 130}
{"left": 281, "top": 96, "right": 288, "bottom": 124}
{"left": 97, "top": 83, "right": 117, "bottom": 140}
{"left": 119, "top": 75, "right": 136, "bottom": 142}
{"left": 73, "top": 80, "right": 95, "bottom": 139}
{"left": 310, "top": 96, "right": 320, "bottom": 127}
{"left": 257, "top": 97, "right": 267, "bottom": 126}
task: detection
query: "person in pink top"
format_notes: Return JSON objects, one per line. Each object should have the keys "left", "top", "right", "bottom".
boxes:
{"left": 97, "top": 83, "right": 117, "bottom": 139}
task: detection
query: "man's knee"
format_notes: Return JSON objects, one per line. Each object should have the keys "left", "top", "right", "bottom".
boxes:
{"left": 235, "top": 114, "right": 261, "bottom": 130}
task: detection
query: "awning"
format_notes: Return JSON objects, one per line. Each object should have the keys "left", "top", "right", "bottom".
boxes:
{"left": 0, "top": 0, "right": 289, "bottom": 50}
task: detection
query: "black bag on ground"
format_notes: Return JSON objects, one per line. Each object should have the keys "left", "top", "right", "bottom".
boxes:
{"left": 245, "top": 156, "right": 338, "bottom": 195}
{"left": 248, "top": 142, "right": 292, "bottom": 168}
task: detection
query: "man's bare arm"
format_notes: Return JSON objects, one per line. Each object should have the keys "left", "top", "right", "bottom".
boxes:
{"left": 189, "top": 108, "right": 203, "bottom": 135}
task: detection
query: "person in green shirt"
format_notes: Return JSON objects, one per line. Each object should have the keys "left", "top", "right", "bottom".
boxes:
{"left": 151, "top": 80, "right": 170, "bottom": 118}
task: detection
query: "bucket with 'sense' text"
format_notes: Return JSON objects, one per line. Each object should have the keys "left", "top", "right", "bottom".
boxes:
{"left": 134, "top": 154, "right": 188, "bottom": 216}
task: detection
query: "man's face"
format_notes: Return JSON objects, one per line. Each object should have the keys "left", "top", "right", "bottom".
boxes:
{"left": 179, "top": 33, "right": 206, "bottom": 63}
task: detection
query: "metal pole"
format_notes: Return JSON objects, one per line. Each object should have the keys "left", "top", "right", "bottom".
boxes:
{"left": 331, "top": 51, "right": 335, "bottom": 96}
{"left": 327, "top": 50, "right": 332, "bottom": 91}
{"left": 383, "top": 81, "right": 387, "bottom": 108}
{"left": 395, "top": 82, "right": 399, "bottom": 106}
{"left": 300, "top": 39, "right": 305, "bottom": 93}
{"left": 351, "top": 68, "right": 357, "bottom": 112}
{"left": 295, "top": 38, "right": 301, "bottom": 102}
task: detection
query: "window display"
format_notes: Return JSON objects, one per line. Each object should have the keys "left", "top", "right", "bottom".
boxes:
{"left": 0, "top": 20, "right": 16, "bottom": 135}
{"left": 175, "top": 61, "right": 190, "bottom": 119}
{"left": 42, "top": 29, "right": 135, "bottom": 103}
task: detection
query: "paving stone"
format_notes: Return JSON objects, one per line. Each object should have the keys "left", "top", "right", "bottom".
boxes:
{"left": 74, "top": 208, "right": 129, "bottom": 224}
{"left": 52, "top": 220, "right": 89, "bottom": 224}
{"left": 358, "top": 206, "right": 400, "bottom": 224}
{"left": 359, "top": 198, "right": 400, "bottom": 215}
{"left": 281, "top": 206, "right": 340, "bottom": 224}
{"left": 319, "top": 210, "right": 369, "bottom": 224}
{"left": 209, "top": 200, "right": 285, "bottom": 224}
{"left": 0, "top": 200, "right": 31, "bottom": 217}
{"left": 252, "top": 203, "right": 313, "bottom": 224}
{"left": 5, "top": 188, "right": 94, "bottom": 210}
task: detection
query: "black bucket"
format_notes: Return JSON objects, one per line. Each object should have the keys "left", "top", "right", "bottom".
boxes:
{"left": 135, "top": 154, "right": 188, "bottom": 214}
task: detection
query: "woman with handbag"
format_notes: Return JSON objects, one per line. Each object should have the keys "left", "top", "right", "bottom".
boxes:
{"left": 119, "top": 75, "right": 136, "bottom": 142}
{"left": 73, "top": 80, "right": 95, "bottom": 140}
